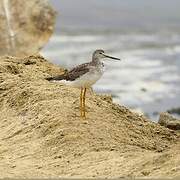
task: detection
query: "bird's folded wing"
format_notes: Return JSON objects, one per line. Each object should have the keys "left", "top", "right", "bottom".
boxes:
{"left": 46, "top": 63, "right": 90, "bottom": 81}
{"left": 67, "top": 63, "right": 90, "bottom": 81}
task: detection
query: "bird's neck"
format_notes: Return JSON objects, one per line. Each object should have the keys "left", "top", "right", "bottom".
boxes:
{"left": 92, "top": 58, "right": 102, "bottom": 66}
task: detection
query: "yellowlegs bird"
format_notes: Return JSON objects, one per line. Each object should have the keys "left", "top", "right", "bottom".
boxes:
{"left": 46, "top": 49, "right": 121, "bottom": 118}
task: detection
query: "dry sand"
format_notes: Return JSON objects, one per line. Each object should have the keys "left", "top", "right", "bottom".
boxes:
{"left": 0, "top": 55, "right": 179, "bottom": 178}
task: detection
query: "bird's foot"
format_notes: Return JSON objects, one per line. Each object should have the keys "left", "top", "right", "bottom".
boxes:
{"left": 80, "top": 114, "right": 88, "bottom": 123}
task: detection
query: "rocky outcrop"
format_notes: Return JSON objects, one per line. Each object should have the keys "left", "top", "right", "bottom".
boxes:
{"left": 0, "top": 55, "right": 179, "bottom": 178}
{"left": 168, "top": 107, "right": 180, "bottom": 115}
{"left": 159, "top": 112, "right": 180, "bottom": 130}
{"left": 0, "top": 0, "right": 56, "bottom": 57}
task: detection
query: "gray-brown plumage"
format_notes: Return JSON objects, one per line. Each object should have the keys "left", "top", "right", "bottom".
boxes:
{"left": 46, "top": 63, "right": 90, "bottom": 81}
{"left": 46, "top": 49, "right": 120, "bottom": 83}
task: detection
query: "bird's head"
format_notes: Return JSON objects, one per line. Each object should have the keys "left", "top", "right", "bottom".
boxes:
{"left": 92, "top": 49, "right": 121, "bottom": 61}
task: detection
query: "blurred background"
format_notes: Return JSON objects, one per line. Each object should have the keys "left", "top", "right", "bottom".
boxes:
{"left": 42, "top": 0, "right": 180, "bottom": 120}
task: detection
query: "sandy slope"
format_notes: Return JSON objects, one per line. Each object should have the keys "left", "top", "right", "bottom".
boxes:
{"left": 0, "top": 55, "right": 179, "bottom": 178}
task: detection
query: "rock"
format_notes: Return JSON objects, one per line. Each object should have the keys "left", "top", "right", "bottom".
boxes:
{"left": 140, "top": 87, "right": 147, "bottom": 92}
{"left": 159, "top": 112, "right": 180, "bottom": 130}
{"left": 167, "top": 107, "right": 180, "bottom": 115}
{"left": 0, "top": 0, "right": 56, "bottom": 57}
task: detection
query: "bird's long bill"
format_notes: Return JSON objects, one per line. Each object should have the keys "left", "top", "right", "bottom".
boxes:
{"left": 103, "top": 53, "right": 121, "bottom": 60}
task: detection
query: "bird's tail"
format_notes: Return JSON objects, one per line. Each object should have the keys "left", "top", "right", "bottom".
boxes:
{"left": 45, "top": 74, "right": 67, "bottom": 81}
{"left": 45, "top": 77, "right": 54, "bottom": 81}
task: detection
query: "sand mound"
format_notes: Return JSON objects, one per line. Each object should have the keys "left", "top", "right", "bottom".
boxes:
{"left": 0, "top": 55, "right": 179, "bottom": 178}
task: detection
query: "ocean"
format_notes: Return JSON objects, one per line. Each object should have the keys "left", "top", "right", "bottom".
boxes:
{"left": 42, "top": 0, "right": 180, "bottom": 120}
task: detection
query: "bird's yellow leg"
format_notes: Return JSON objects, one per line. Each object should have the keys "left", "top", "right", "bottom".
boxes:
{"left": 80, "top": 88, "right": 83, "bottom": 117}
{"left": 82, "top": 88, "right": 87, "bottom": 118}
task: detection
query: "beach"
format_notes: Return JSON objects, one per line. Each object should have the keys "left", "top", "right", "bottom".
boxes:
{"left": 0, "top": 55, "right": 179, "bottom": 178}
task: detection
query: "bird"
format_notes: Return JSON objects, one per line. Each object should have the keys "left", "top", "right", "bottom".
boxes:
{"left": 46, "top": 49, "right": 121, "bottom": 118}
